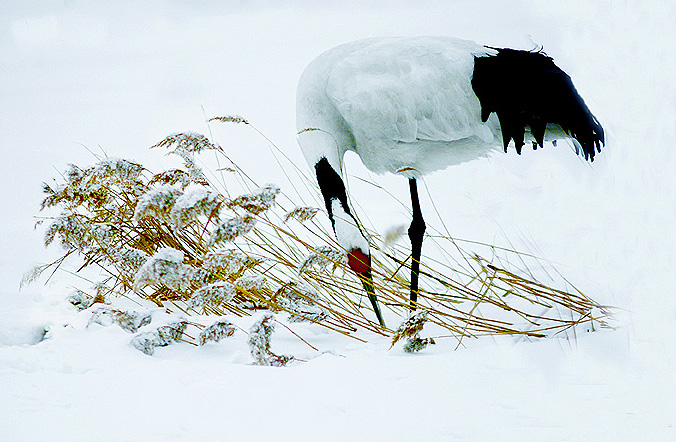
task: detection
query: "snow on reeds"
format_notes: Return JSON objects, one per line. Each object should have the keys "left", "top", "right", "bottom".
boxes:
{"left": 28, "top": 120, "right": 613, "bottom": 358}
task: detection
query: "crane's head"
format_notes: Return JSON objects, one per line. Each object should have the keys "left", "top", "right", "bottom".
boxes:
{"left": 348, "top": 247, "right": 384, "bottom": 326}
{"left": 330, "top": 198, "right": 371, "bottom": 274}
{"left": 329, "top": 199, "right": 385, "bottom": 326}
{"left": 347, "top": 247, "right": 373, "bottom": 295}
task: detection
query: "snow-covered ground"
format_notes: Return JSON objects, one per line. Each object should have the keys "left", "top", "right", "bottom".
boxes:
{"left": 2, "top": 1, "right": 675, "bottom": 440}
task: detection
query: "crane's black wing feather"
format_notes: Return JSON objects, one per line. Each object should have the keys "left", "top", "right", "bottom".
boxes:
{"left": 471, "top": 48, "right": 604, "bottom": 161}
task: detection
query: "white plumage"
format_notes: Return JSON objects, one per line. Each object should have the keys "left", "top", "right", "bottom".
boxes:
{"left": 297, "top": 37, "right": 502, "bottom": 178}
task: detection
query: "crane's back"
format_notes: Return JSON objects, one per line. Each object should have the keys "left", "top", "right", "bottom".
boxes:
{"left": 296, "top": 37, "right": 603, "bottom": 178}
{"left": 297, "top": 37, "right": 501, "bottom": 176}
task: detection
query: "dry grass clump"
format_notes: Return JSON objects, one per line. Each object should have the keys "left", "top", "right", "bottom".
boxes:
{"left": 199, "top": 320, "right": 236, "bottom": 346}
{"left": 391, "top": 310, "right": 435, "bottom": 353}
{"left": 248, "top": 313, "right": 294, "bottom": 366}
{"left": 130, "top": 320, "right": 189, "bottom": 356}
{"left": 29, "top": 121, "right": 613, "bottom": 354}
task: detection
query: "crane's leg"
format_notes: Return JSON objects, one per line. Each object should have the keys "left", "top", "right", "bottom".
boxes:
{"left": 408, "top": 178, "right": 426, "bottom": 310}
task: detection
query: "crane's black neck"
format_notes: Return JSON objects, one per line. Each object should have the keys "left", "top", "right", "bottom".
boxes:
{"left": 471, "top": 47, "right": 604, "bottom": 161}
{"left": 314, "top": 157, "right": 351, "bottom": 227}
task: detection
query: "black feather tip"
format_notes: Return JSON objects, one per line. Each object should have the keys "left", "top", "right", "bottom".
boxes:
{"left": 471, "top": 47, "right": 604, "bottom": 161}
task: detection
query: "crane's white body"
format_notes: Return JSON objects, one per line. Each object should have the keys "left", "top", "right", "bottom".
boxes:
{"left": 296, "top": 37, "right": 602, "bottom": 322}
{"left": 297, "top": 37, "right": 507, "bottom": 179}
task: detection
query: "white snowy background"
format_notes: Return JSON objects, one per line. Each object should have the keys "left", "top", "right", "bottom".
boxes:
{"left": 1, "top": 1, "right": 675, "bottom": 440}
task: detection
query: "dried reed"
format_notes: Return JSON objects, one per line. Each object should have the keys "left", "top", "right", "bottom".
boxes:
{"left": 30, "top": 120, "right": 613, "bottom": 351}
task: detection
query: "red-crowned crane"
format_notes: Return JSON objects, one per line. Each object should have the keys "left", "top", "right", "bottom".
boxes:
{"left": 296, "top": 37, "right": 604, "bottom": 327}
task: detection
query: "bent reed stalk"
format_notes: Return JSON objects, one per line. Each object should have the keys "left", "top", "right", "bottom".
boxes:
{"left": 29, "top": 119, "right": 613, "bottom": 349}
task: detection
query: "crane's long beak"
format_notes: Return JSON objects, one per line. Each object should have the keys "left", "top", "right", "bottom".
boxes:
{"left": 359, "top": 270, "right": 386, "bottom": 328}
